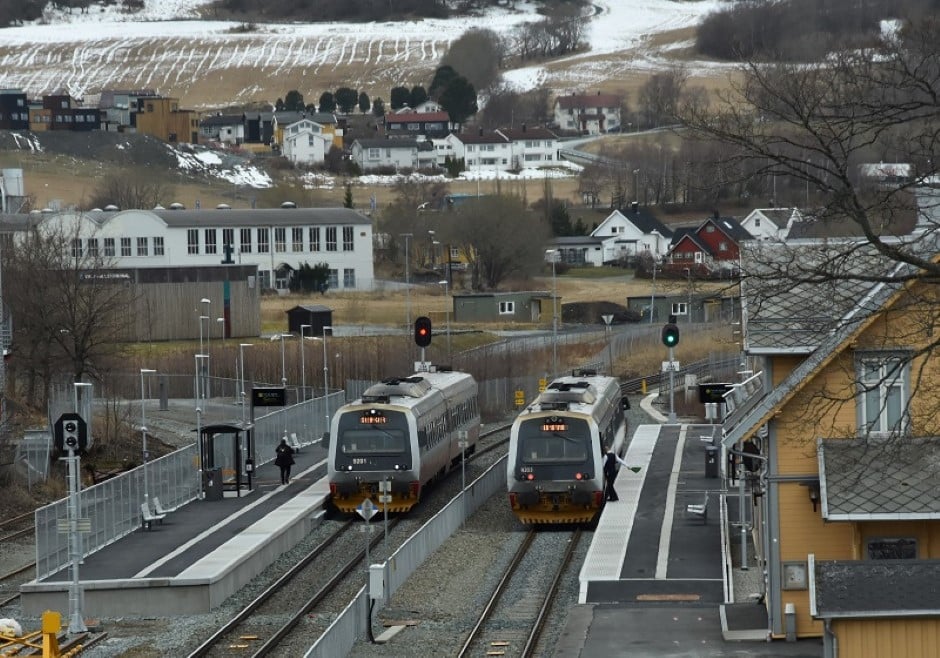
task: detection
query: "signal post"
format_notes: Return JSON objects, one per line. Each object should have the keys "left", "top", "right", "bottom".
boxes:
{"left": 661, "top": 315, "right": 680, "bottom": 423}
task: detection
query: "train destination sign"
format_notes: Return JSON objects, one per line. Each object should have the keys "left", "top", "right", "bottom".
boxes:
{"left": 252, "top": 387, "right": 287, "bottom": 407}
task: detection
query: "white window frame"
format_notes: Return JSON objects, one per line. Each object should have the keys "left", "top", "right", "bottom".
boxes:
{"left": 498, "top": 301, "right": 515, "bottom": 315}
{"left": 857, "top": 353, "right": 909, "bottom": 437}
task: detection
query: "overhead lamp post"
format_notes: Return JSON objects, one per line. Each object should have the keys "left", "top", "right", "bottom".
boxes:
{"left": 545, "top": 249, "right": 558, "bottom": 375}
{"left": 217, "top": 316, "right": 225, "bottom": 347}
{"left": 140, "top": 368, "right": 156, "bottom": 508}
{"left": 300, "top": 324, "right": 311, "bottom": 402}
{"left": 323, "top": 325, "right": 333, "bottom": 436}
{"left": 201, "top": 298, "right": 211, "bottom": 396}
{"left": 239, "top": 343, "right": 252, "bottom": 425}
{"left": 438, "top": 279, "right": 451, "bottom": 361}
{"left": 271, "top": 332, "right": 290, "bottom": 388}
{"left": 198, "top": 315, "right": 209, "bottom": 404}
{"left": 683, "top": 267, "right": 692, "bottom": 323}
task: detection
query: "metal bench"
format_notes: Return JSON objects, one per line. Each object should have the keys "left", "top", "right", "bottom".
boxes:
{"left": 141, "top": 502, "right": 166, "bottom": 530}
{"left": 289, "top": 432, "right": 302, "bottom": 453}
{"left": 686, "top": 493, "right": 708, "bottom": 524}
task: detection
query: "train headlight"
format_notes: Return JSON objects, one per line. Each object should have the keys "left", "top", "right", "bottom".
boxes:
{"left": 346, "top": 465, "right": 353, "bottom": 471}
{"left": 575, "top": 472, "right": 583, "bottom": 480}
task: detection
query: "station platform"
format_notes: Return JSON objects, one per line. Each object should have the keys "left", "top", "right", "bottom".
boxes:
{"left": 19, "top": 444, "right": 330, "bottom": 618}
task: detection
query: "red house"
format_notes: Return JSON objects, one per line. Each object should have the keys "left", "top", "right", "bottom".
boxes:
{"left": 666, "top": 212, "right": 752, "bottom": 277}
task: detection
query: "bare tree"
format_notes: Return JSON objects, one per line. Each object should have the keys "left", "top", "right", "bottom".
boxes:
{"left": 440, "top": 28, "right": 506, "bottom": 92}
{"left": 4, "top": 218, "right": 135, "bottom": 410}
{"left": 85, "top": 172, "right": 174, "bottom": 210}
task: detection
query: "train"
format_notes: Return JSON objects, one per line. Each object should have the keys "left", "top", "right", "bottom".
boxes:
{"left": 506, "top": 369, "right": 629, "bottom": 524}
{"left": 327, "top": 368, "right": 481, "bottom": 514}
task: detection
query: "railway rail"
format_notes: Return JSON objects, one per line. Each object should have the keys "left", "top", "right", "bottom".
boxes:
{"left": 457, "top": 527, "right": 583, "bottom": 658}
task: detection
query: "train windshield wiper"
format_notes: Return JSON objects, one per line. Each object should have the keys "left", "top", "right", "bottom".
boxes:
{"left": 552, "top": 432, "right": 580, "bottom": 443}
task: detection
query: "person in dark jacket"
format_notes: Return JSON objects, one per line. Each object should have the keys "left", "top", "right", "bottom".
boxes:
{"left": 275, "top": 438, "right": 295, "bottom": 485}
{"left": 603, "top": 444, "right": 629, "bottom": 501}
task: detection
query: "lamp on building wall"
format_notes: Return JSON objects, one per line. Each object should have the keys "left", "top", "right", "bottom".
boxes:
{"left": 804, "top": 480, "right": 821, "bottom": 512}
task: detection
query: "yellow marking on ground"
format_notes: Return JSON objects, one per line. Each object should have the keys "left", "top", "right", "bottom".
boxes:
{"left": 491, "top": 641, "right": 510, "bottom": 646}
{"left": 636, "top": 593, "right": 701, "bottom": 601}
{"left": 239, "top": 635, "right": 260, "bottom": 640}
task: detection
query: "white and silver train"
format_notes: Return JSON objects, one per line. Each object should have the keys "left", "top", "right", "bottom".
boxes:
{"left": 507, "top": 369, "right": 629, "bottom": 524}
{"left": 327, "top": 368, "right": 480, "bottom": 514}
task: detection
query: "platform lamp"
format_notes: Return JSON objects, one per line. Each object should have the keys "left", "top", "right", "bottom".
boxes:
{"left": 323, "top": 325, "right": 333, "bottom": 437}
{"left": 239, "top": 343, "right": 252, "bottom": 425}
{"left": 140, "top": 368, "right": 156, "bottom": 508}
{"left": 300, "top": 324, "right": 311, "bottom": 402}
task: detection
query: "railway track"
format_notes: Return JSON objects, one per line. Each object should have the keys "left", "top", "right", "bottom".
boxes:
{"left": 0, "top": 562, "right": 35, "bottom": 608}
{"left": 0, "top": 510, "right": 35, "bottom": 543}
{"left": 457, "top": 527, "right": 583, "bottom": 658}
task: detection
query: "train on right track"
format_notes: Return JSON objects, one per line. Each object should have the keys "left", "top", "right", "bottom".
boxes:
{"left": 506, "top": 369, "right": 629, "bottom": 524}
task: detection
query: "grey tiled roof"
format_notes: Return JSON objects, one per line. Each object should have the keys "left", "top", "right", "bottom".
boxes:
{"left": 819, "top": 437, "right": 940, "bottom": 520}
{"left": 813, "top": 559, "right": 940, "bottom": 617}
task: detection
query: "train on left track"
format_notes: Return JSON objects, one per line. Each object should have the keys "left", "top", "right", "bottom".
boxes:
{"left": 327, "top": 367, "right": 481, "bottom": 514}
{"left": 506, "top": 369, "right": 629, "bottom": 524}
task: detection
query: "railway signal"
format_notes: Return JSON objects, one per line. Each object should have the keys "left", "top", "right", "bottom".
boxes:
{"left": 661, "top": 314, "right": 680, "bottom": 347}
{"left": 414, "top": 316, "right": 432, "bottom": 347}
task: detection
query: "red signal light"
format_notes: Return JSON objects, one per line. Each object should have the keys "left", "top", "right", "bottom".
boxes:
{"left": 575, "top": 472, "right": 583, "bottom": 480}
{"left": 526, "top": 473, "right": 535, "bottom": 480}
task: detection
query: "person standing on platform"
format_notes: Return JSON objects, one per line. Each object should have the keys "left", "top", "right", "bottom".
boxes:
{"left": 275, "top": 438, "right": 295, "bottom": 485}
{"left": 604, "top": 444, "right": 629, "bottom": 501}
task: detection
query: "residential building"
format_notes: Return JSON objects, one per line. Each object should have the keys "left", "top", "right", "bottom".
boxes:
{"left": 494, "top": 126, "right": 559, "bottom": 169}
{"left": 281, "top": 118, "right": 333, "bottom": 166}
{"left": 739, "top": 208, "right": 802, "bottom": 241}
{"left": 452, "top": 291, "right": 555, "bottom": 324}
{"left": 27, "top": 206, "right": 375, "bottom": 293}
{"left": 456, "top": 130, "right": 512, "bottom": 172}
{"left": 721, "top": 235, "right": 940, "bottom": 655}
{"left": 0, "top": 89, "right": 29, "bottom": 130}
{"left": 135, "top": 96, "right": 199, "bottom": 143}
{"left": 350, "top": 138, "right": 435, "bottom": 172}
{"left": 243, "top": 111, "right": 274, "bottom": 144}
{"left": 199, "top": 114, "right": 246, "bottom": 145}
{"left": 384, "top": 111, "right": 455, "bottom": 139}
{"left": 271, "top": 111, "right": 342, "bottom": 152}
{"left": 553, "top": 92, "right": 623, "bottom": 135}
{"left": 98, "top": 89, "right": 158, "bottom": 131}
{"left": 666, "top": 212, "right": 752, "bottom": 276}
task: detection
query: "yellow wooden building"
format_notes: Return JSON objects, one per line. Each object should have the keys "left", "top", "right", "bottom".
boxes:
{"left": 135, "top": 96, "right": 199, "bottom": 144}
{"left": 721, "top": 238, "right": 940, "bottom": 657}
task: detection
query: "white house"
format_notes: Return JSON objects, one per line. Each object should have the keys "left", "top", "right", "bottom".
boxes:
{"left": 281, "top": 118, "right": 333, "bottom": 165}
{"left": 452, "top": 130, "right": 513, "bottom": 173}
{"left": 739, "top": 207, "right": 802, "bottom": 241}
{"left": 350, "top": 138, "right": 435, "bottom": 171}
{"left": 552, "top": 92, "right": 623, "bottom": 135}
{"left": 199, "top": 114, "right": 246, "bottom": 145}
{"left": 495, "top": 126, "right": 559, "bottom": 169}
{"left": 546, "top": 204, "right": 674, "bottom": 266}
{"left": 29, "top": 206, "right": 376, "bottom": 292}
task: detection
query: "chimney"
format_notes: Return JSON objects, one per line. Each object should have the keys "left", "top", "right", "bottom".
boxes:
{"left": 632, "top": 201, "right": 638, "bottom": 214}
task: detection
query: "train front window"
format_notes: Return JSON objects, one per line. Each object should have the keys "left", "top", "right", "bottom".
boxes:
{"left": 518, "top": 418, "right": 591, "bottom": 463}
{"left": 336, "top": 410, "right": 409, "bottom": 456}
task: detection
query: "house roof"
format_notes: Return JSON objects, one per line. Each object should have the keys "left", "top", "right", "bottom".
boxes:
{"left": 595, "top": 207, "right": 673, "bottom": 239}
{"left": 818, "top": 437, "right": 940, "bottom": 520}
{"left": 274, "top": 111, "right": 336, "bottom": 126}
{"left": 702, "top": 215, "right": 753, "bottom": 242}
{"left": 550, "top": 235, "right": 604, "bottom": 247}
{"left": 200, "top": 114, "right": 243, "bottom": 127}
{"left": 555, "top": 93, "right": 621, "bottom": 109}
{"left": 812, "top": 558, "right": 940, "bottom": 618}
{"left": 353, "top": 138, "right": 420, "bottom": 150}
{"left": 745, "top": 208, "right": 794, "bottom": 229}
{"left": 385, "top": 111, "right": 450, "bottom": 124}
{"left": 287, "top": 304, "right": 331, "bottom": 313}
{"left": 453, "top": 131, "right": 509, "bottom": 145}
{"left": 137, "top": 207, "right": 371, "bottom": 228}
{"left": 495, "top": 127, "right": 557, "bottom": 141}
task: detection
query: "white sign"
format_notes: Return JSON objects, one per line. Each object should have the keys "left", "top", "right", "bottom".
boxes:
{"left": 602, "top": 314, "right": 613, "bottom": 326}
{"left": 357, "top": 498, "right": 378, "bottom": 521}
{"left": 414, "top": 361, "right": 431, "bottom": 372}
{"left": 661, "top": 360, "right": 680, "bottom": 372}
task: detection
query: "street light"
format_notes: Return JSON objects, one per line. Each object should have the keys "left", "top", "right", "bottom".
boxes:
{"left": 140, "top": 368, "right": 156, "bottom": 508}
{"left": 323, "top": 325, "right": 333, "bottom": 436}
{"left": 201, "top": 298, "right": 211, "bottom": 396}
{"left": 545, "top": 249, "right": 558, "bottom": 375}
{"left": 198, "top": 315, "right": 209, "bottom": 403}
{"left": 217, "top": 317, "right": 225, "bottom": 347}
{"left": 300, "top": 324, "right": 311, "bottom": 402}
{"left": 271, "top": 333, "right": 291, "bottom": 388}
{"left": 683, "top": 267, "right": 692, "bottom": 323}
{"left": 239, "top": 343, "right": 252, "bottom": 424}
{"left": 438, "top": 279, "right": 451, "bottom": 361}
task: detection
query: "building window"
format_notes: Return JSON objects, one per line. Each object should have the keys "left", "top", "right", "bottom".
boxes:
{"left": 671, "top": 302, "right": 688, "bottom": 316}
{"left": 122, "top": 237, "right": 132, "bottom": 257}
{"left": 222, "top": 228, "right": 234, "bottom": 255}
{"left": 205, "top": 229, "right": 217, "bottom": 255}
{"left": 867, "top": 537, "right": 917, "bottom": 560}
{"left": 498, "top": 301, "right": 515, "bottom": 315}
{"left": 368, "top": 148, "right": 380, "bottom": 159}
{"left": 326, "top": 227, "right": 337, "bottom": 251}
{"left": 104, "top": 238, "right": 115, "bottom": 257}
{"left": 240, "top": 228, "right": 252, "bottom": 254}
{"left": 343, "top": 268, "right": 355, "bottom": 288}
{"left": 274, "top": 227, "right": 286, "bottom": 253}
{"left": 257, "top": 228, "right": 269, "bottom": 253}
{"left": 328, "top": 269, "right": 339, "bottom": 289}
{"left": 71, "top": 238, "right": 82, "bottom": 258}
{"left": 136, "top": 237, "right": 149, "bottom": 256}
{"left": 292, "top": 228, "right": 304, "bottom": 252}
{"left": 309, "top": 227, "right": 320, "bottom": 252}
{"left": 342, "top": 226, "right": 354, "bottom": 251}
{"left": 153, "top": 236, "right": 164, "bottom": 256}
{"left": 857, "top": 354, "right": 909, "bottom": 436}
{"left": 86, "top": 238, "right": 98, "bottom": 258}
{"left": 718, "top": 241, "right": 728, "bottom": 252}
{"left": 187, "top": 229, "right": 199, "bottom": 255}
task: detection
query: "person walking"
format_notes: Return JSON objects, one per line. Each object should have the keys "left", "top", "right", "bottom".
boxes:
{"left": 604, "top": 444, "right": 630, "bottom": 502}
{"left": 275, "top": 438, "right": 295, "bottom": 485}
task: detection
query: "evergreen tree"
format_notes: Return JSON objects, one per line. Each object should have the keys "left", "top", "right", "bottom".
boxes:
{"left": 283, "top": 89, "right": 305, "bottom": 111}
{"left": 438, "top": 76, "right": 478, "bottom": 123}
{"left": 409, "top": 85, "right": 429, "bottom": 108}
{"left": 318, "top": 91, "right": 336, "bottom": 113}
{"left": 390, "top": 86, "right": 410, "bottom": 110}
{"left": 358, "top": 91, "right": 370, "bottom": 113}
{"left": 335, "top": 87, "right": 358, "bottom": 113}
{"left": 372, "top": 98, "right": 386, "bottom": 116}
{"left": 343, "top": 182, "right": 354, "bottom": 208}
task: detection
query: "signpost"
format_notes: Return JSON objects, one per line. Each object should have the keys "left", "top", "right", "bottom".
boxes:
{"left": 514, "top": 390, "right": 526, "bottom": 407}
{"left": 458, "top": 430, "right": 468, "bottom": 523}
{"left": 54, "top": 412, "right": 90, "bottom": 634}
{"left": 378, "top": 480, "right": 392, "bottom": 552}
{"left": 357, "top": 498, "right": 378, "bottom": 573}
{"left": 602, "top": 314, "right": 614, "bottom": 374}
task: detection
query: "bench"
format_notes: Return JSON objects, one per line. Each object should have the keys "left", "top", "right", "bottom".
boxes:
{"left": 152, "top": 497, "right": 171, "bottom": 517}
{"left": 686, "top": 493, "right": 708, "bottom": 524}
{"left": 141, "top": 502, "right": 166, "bottom": 530}
{"left": 289, "top": 432, "right": 303, "bottom": 453}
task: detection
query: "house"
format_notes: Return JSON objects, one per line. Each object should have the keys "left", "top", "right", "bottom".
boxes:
{"left": 243, "top": 110, "right": 274, "bottom": 145}
{"left": 286, "top": 304, "right": 332, "bottom": 335}
{"left": 589, "top": 204, "right": 674, "bottom": 262}
{"left": 281, "top": 118, "right": 333, "bottom": 166}
{"left": 858, "top": 162, "right": 913, "bottom": 188}
{"left": 27, "top": 94, "right": 99, "bottom": 132}
{"left": 0, "top": 89, "right": 29, "bottom": 130}
{"left": 453, "top": 291, "right": 556, "bottom": 324}
{"left": 739, "top": 208, "right": 802, "bottom": 241}
{"left": 454, "top": 130, "right": 513, "bottom": 173}
{"left": 26, "top": 206, "right": 375, "bottom": 293}
{"left": 98, "top": 89, "right": 158, "bottom": 132}
{"left": 384, "top": 111, "right": 455, "bottom": 139}
{"left": 350, "top": 138, "right": 435, "bottom": 172}
{"left": 199, "top": 114, "right": 246, "bottom": 145}
{"left": 271, "top": 111, "right": 342, "bottom": 152}
{"left": 134, "top": 96, "right": 199, "bottom": 143}
{"left": 666, "top": 212, "right": 752, "bottom": 276}
{"left": 552, "top": 92, "right": 622, "bottom": 135}
{"left": 720, "top": 235, "right": 940, "bottom": 655}
{"left": 494, "top": 126, "right": 559, "bottom": 170}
